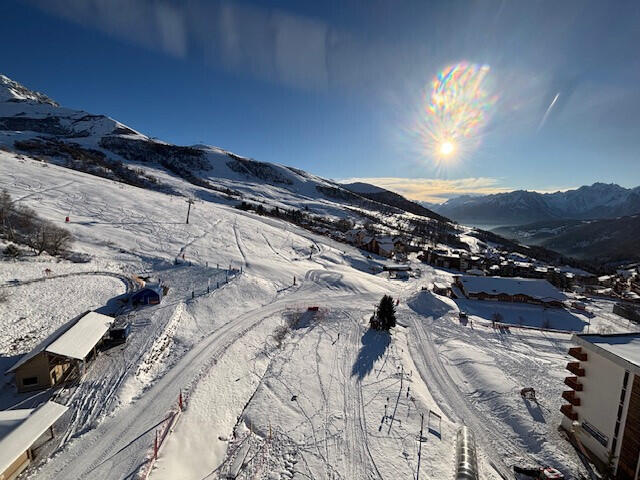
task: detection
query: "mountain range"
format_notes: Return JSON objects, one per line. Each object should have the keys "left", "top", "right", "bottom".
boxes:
{"left": 430, "top": 183, "right": 640, "bottom": 226}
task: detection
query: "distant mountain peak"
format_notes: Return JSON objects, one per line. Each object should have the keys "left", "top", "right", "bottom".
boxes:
{"left": 433, "top": 182, "right": 640, "bottom": 226}
{"left": 0, "top": 74, "right": 59, "bottom": 106}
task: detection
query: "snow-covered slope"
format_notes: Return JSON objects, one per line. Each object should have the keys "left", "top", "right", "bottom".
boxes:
{"left": 1, "top": 75, "right": 614, "bottom": 480}
{"left": 0, "top": 74, "right": 58, "bottom": 105}
{"left": 433, "top": 183, "right": 640, "bottom": 226}
{"left": 0, "top": 74, "right": 444, "bottom": 224}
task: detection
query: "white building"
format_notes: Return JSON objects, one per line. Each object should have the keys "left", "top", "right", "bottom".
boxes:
{"left": 560, "top": 333, "right": 640, "bottom": 480}
{"left": 0, "top": 401, "right": 68, "bottom": 479}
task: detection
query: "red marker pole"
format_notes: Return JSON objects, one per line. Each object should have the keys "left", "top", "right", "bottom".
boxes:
{"left": 179, "top": 390, "right": 183, "bottom": 411}
{"left": 154, "top": 430, "right": 158, "bottom": 459}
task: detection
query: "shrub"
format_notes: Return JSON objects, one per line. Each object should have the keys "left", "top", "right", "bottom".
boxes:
{"left": 3, "top": 243, "right": 21, "bottom": 258}
{"left": 0, "top": 190, "right": 73, "bottom": 256}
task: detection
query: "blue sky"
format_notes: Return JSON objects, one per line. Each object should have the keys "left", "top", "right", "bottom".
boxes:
{"left": 1, "top": 0, "right": 639, "bottom": 202}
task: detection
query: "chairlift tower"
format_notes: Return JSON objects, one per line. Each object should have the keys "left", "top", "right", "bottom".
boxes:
{"left": 185, "top": 198, "right": 195, "bottom": 224}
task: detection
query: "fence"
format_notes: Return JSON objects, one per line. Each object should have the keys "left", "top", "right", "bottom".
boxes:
{"left": 138, "top": 391, "right": 186, "bottom": 480}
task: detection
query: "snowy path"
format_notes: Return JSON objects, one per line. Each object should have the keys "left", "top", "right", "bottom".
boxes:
{"left": 408, "top": 314, "right": 515, "bottom": 479}
{"left": 340, "top": 314, "right": 384, "bottom": 480}
{"left": 3, "top": 270, "right": 135, "bottom": 292}
{"left": 35, "top": 297, "right": 291, "bottom": 479}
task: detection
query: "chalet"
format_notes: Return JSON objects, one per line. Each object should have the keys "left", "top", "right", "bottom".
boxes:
{"left": 454, "top": 275, "right": 567, "bottom": 308}
{"left": 6, "top": 311, "right": 113, "bottom": 393}
{"left": 131, "top": 285, "right": 163, "bottom": 306}
{"left": 433, "top": 282, "right": 451, "bottom": 296}
{"left": 384, "top": 264, "right": 412, "bottom": 280}
{"left": 422, "top": 248, "right": 463, "bottom": 271}
{"left": 363, "top": 235, "right": 396, "bottom": 258}
{"left": 0, "top": 401, "right": 68, "bottom": 480}
{"left": 465, "top": 268, "right": 486, "bottom": 276}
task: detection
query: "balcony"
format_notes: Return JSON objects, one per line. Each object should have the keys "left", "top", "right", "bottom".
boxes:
{"left": 564, "top": 376, "right": 583, "bottom": 391}
{"left": 566, "top": 362, "right": 585, "bottom": 377}
{"left": 568, "top": 347, "right": 587, "bottom": 361}
{"left": 561, "top": 404, "right": 578, "bottom": 421}
{"left": 562, "top": 390, "right": 581, "bottom": 406}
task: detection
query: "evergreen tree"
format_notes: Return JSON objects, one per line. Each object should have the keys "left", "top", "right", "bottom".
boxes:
{"left": 377, "top": 295, "right": 396, "bottom": 330}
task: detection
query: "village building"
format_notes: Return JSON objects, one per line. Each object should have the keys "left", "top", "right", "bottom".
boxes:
{"left": 6, "top": 311, "right": 113, "bottom": 393}
{"left": 432, "top": 282, "right": 451, "bottom": 296}
{"left": 361, "top": 235, "right": 404, "bottom": 258}
{"left": 598, "top": 275, "right": 615, "bottom": 287}
{"left": 131, "top": 284, "right": 163, "bottom": 306}
{"left": 560, "top": 333, "right": 640, "bottom": 480}
{"left": 383, "top": 264, "right": 412, "bottom": 280}
{"left": 0, "top": 401, "right": 68, "bottom": 480}
{"left": 454, "top": 275, "right": 567, "bottom": 308}
{"left": 614, "top": 303, "right": 640, "bottom": 324}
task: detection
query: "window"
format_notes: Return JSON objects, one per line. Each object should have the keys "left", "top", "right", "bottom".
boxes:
{"left": 22, "top": 376, "right": 38, "bottom": 386}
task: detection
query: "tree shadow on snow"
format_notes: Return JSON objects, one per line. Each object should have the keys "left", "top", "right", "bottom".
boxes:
{"left": 94, "top": 292, "right": 131, "bottom": 315}
{"left": 351, "top": 328, "right": 391, "bottom": 380}
{"left": 523, "top": 398, "right": 546, "bottom": 423}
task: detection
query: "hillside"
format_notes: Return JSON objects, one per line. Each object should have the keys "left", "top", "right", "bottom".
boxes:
{"left": 0, "top": 74, "right": 446, "bottom": 227}
{"left": 0, "top": 73, "right": 625, "bottom": 480}
{"left": 344, "top": 182, "right": 450, "bottom": 223}
{"left": 494, "top": 215, "right": 640, "bottom": 264}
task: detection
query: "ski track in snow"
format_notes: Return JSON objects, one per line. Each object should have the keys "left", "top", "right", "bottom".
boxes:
{"left": 0, "top": 153, "right": 626, "bottom": 480}
{"left": 409, "top": 314, "right": 515, "bottom": 479}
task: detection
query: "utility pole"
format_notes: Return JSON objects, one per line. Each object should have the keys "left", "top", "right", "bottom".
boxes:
{"left": 185, "top": 198, "right": 195, "bottom": 224}
{"left": 416, "top": 413, "right": 424, "bottom": 479}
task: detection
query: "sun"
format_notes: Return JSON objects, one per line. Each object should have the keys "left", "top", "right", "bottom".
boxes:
{"left": 439, "top": 140, "right": 455, "bottom": 156}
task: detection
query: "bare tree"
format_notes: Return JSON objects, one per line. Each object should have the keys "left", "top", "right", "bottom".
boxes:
{"left": 28, "top": 222, "right": 50, "bottom": 255}
{"left": 47, "top": 225, "right": 73, "bottom": 255}
{"left": 0, "top": 189, "right": 11, "bottom": 228}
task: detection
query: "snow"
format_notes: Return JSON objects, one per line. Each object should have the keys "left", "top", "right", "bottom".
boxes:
{"left": 0, "top": 401, "right": 68, "bottom": 475}
{"left": 457, "top": 275, "right": 567, "bottom": 302}
{"left": 0, "top": 80, "right": 638, "bottom": 479}
{"left": 0, "top": 266, "right": 125, "bottom": 357}
{"left": 45, "top": 311, "right": 113, "bottom": 360}
{"left": 579, "top": 333, "right": 640, "bottom": 367}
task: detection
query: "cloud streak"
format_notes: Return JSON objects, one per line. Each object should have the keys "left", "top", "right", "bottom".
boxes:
{"left": 26, "top": 0, "right": 339, "bottom": 91}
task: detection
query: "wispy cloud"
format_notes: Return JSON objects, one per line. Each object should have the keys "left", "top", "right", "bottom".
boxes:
{"left": 340, "top": 177, "right": 512, "bottom": 203}
{"left": 27, "top": 0, "right": 337, "bottom": 91}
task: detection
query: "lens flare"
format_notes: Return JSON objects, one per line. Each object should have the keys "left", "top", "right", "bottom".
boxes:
{"left": 439, "top": 140, "right": 455, "bottom": 156}
{"left": 422, "top": 62, "right": 497, "bottom": 161}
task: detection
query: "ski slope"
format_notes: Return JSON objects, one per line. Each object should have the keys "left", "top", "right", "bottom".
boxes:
{"left": 1, "top": 151, "right": 632, "bottom": 479}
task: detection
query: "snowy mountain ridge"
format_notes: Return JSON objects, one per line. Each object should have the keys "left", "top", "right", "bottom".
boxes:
{"left": 0, "top": 74, "right": 58, "bottom": 105}
{"left": 432, "top": 183, "right": 640, "bottom": 226}
{"left": 0, "top": 73, "right": 445, "bottom": 224}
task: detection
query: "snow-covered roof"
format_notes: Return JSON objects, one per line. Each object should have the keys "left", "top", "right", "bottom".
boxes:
{"left": 457, "top": 275, "right": 567, "bottom": 302}
{"left": 7, "top": 311, "right": 113, "bottom": 372}
{"left": 0, "top": 401, "right": 68, "bottom": 475}
{"left": 466, "top": 268, "right": 485, "bottom": 276}
{"left": 46, "top": 311, "right": 112, "bottom": 360}
{"left": 576, "top": 333, "right": 640, "bottom": 371}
